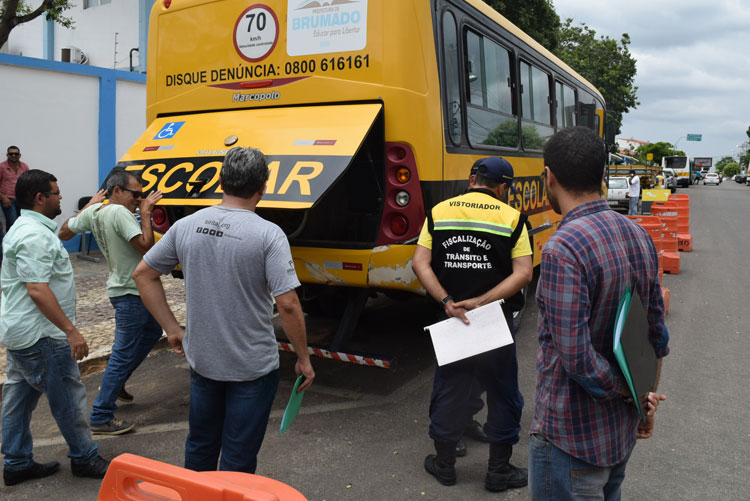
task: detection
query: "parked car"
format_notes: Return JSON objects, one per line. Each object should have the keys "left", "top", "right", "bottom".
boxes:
{"left": 607, "top": 177, "right": 631, "bottom": 212}
{"left": 736, "top": 173, "right": 747, "bottom": 184}
{"left": 704, "top": 173, "right": 720, "bottom": 185}
{"left": 663, "top": 168, "right": 677, "bottom": 193}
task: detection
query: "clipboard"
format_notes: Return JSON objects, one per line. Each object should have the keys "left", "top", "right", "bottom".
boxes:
{"left": 613, "top": 287, "right": 658, "bottom": 422}
{"left": 424, "top": 300, "right": 514, "bottom": 366}
{"left": 280, "top": 376, "right": 305, "bottom": 435}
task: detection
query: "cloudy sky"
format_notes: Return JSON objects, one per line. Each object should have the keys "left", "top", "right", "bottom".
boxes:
{"left": 553, "top": 0, "right": 750, "bottom": 162}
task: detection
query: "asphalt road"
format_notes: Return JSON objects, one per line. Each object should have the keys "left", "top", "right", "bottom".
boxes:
{"left": 1, "top": 181, "right": 748, "bottom": 500}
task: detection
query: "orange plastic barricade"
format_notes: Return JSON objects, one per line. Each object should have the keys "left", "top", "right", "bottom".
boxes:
{"left": 668, "top": 194, "right": 693, "bottom": 252}
{"left": 628, "top": 215, "right": 664, "bottom": 283}
{"left": 650, "top": 203, "right": 680, "bottom": 275}
{"left": 98, "top": 454, "right": 307, "bottom": 501}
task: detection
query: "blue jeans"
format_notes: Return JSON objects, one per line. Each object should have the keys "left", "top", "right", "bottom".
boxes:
{"left": 528, "top": 434, "right": 632, "bottom": 501}
{"left": 185, "top": 368, "right": 279, "bottom": 473}
{"left": 89, "top": 294, "right": 163, "bottom": 425}
{"left": 628, "top": 196, "right": 639, "bottom": 215}
{"left": 2, "top": 198, "right": 20, "bottom": 231}
{"left": 2, "top": 337, "right": 99, "bottom": 470}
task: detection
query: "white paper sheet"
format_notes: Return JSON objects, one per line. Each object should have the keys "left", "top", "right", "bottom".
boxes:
{"left": 424, "top": 300, "right": 514, "bottom": 366}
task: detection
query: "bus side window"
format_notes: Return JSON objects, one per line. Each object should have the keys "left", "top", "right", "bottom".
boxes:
{"left": 442, "top": 11, "right": 462, "bottom": 145}
{"left": 520, "top": 61, "right": 553, "bottom": 150}
{"left": 578, "top": 91, "right": 596, "bottom": 132}
{"left": 555, "top": 80, "right": 577, "bottom": 130}
{"left": 465, "top": 30, "right": 518, "bottom": 149}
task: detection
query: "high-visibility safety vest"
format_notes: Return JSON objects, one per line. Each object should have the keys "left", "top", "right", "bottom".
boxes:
{"left": 424, "top": 188, "right": 529, "bottom": 313}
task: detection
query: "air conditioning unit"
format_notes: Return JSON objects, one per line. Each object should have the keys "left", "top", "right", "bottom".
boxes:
{"left": 61, "top": 47, "right": 89, "bottom": 64}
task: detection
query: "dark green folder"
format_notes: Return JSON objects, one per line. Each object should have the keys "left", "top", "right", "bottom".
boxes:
{"left": 613, "top": 287, "right": 658, "bottom": 423}
{"left": 280, "top": 376, "right": 305, "bottom": 435}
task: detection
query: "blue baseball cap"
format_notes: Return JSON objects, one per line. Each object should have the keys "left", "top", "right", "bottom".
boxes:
{"left": 476, "top": 157, "right": 519, "bottom": 194}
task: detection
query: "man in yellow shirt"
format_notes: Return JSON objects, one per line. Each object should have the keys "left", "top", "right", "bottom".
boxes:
{"left": 412, "top": 157, "right": 532, "bottom": 492}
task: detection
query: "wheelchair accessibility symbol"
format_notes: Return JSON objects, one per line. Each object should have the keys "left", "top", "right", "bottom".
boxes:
{"left": 154, "top": 121, "right": 185, "bottom": 140}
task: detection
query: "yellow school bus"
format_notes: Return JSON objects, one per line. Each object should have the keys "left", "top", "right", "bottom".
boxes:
{"left": 115, "top": 0, "right": 606, "bottom": 351}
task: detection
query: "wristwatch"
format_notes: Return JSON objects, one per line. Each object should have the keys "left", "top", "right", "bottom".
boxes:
{"left": 440, "top": 295, "right": 453, "bottom": 306}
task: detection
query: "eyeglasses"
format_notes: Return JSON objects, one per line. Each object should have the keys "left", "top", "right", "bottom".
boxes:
{"left": 120, "top": 187, "right": 143, "bottom": 198}
{"left": 7, "top": 152, "right": 20, "bottom": 157}
{"left": 42, "top": 190, "right": 61, "bottom": 197}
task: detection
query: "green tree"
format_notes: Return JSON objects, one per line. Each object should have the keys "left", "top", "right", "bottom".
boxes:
{"left": 715, "top": 156, "right": 735, "bottom": 173}
{"left": 484, "top": 0, "right": 561, "bottom": 51}
{"left": 633, "top": 142, "right": 683, "bottom": 165}
{"left": 0, "top": 0, "right": 74, "bottom": 48}
{"left": 555, "top": 19, "right": 638, "bottom": 136}
{"left": 721, "top": 162, "right": 740, "bottom": 178}
{"left": 746, "top": 126, "right": 750, "bottom": 139}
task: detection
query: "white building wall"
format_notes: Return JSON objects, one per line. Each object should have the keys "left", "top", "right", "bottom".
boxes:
{"left": 5, "top": 0, "right": 141, "bottom": 70}
{"left": 116, "top": 80, "right": 147, "bottom": 159}
{"left": 0, "top": 62, "right": 145, "bottom": 228}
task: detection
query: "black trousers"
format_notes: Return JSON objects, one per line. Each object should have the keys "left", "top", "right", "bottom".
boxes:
{"left": 428, "top": 314, "right": 523, "bottom": 445}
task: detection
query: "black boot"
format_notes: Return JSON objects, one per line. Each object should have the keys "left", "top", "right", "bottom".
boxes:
{"left": 485, "top": 443, "right": 528, "bottom": 492}
{"left": 424, "top": 440, "right": 457, "bottom": 486}
{"left": 455, "top": 438, "right": 467, "bottom": 457}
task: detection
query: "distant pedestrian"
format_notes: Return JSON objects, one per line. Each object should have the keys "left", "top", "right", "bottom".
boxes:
{"left": 412, "top": 156, "right": 532, "bottom": 492}
{"left": 1, "top": 170, "right": 110, "bottom": 486}
{"left": 530, "top": 127, "right": 669, "bottom": 500}
{"left": 0, "top": 146, "right": 29, "bottom": 231}
{"left": 627, "top": 169, "right": 640, "bottom": 215}
{"left": 60, "top": 171, "right": 163, "bottom": 435}
{"left": 133, "top": 146, "right": 315, "bottom": 473}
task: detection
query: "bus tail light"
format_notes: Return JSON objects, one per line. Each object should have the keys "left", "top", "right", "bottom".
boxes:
{"left": 152, "top": 207, "right": 170, "bottom": 233}
{"left": 395, "top": 190, "right": 410, "bottom": 207}
{"left": 376, "top": 142, "right": 425, "bottom": 245}
{"left": 164, "top": 0, "right": 171, "bottom": 8}
{"left": 395, "top": 167, "right": 411, "bottom": 183}
{"left": 390, "top": 215, "right": 408, "bottom": 236}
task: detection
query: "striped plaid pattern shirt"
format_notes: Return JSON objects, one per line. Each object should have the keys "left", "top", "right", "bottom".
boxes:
{"left": 531, "top": 199, "right": 669, "bottom": 466}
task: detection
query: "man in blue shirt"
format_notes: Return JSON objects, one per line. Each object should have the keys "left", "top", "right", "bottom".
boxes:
{"left": 0, "top": 170, "right": 109, "bottom": 486}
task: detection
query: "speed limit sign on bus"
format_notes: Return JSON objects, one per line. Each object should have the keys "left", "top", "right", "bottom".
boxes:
{"left": 234, "top": 4, "right": 279, "bottom": 62}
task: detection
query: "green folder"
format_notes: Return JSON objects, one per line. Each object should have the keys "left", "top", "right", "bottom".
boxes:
{"left": 613, "top": 287, "right": 658, "bottom": 423}
{"left": 280, "top": 376, "right": 305, "bottom": 435}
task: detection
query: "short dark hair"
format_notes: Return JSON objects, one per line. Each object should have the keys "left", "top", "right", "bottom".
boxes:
{"left": 16, "top": 170, "right": 57, "bottom": 209}
{"left": 220, "top": 147, "right": 269, "bottom": 198}
{"left": 543, "top": 127, "right": 606, "bottom": 193}
{"left": 474, "top": 170, "right": 500, "bottom": 189}
{"left": 7, "top": 145, "right": 19, "bottom": 153}
{"left": 105, "top": 170, "right": 142, "bottom": 194}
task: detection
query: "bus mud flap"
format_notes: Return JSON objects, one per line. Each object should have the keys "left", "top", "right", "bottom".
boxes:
{"left": 329, "top": 287, "right": 370, "bottom": 352}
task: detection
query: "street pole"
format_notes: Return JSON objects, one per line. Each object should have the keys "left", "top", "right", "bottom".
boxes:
{"left": 672, "top": 136, "right": 685, "bottom": 156}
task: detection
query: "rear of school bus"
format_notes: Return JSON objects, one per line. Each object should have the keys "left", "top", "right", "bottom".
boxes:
{"left": 116, "top": 0, "right": 442, "bottom": 305}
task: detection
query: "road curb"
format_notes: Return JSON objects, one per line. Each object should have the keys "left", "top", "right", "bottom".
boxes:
{"left": 0, "top": 336, "right": 172, "bottom": 390}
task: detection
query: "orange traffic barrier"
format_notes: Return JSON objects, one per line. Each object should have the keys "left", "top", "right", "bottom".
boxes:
{"left": 628, "top": 215, "right": 664, "bottom": 284}
{"left": 98, "top": 453, "right": 307, "bottom": 501}
{"left": 668, "top": 194, "right": 693, "bottom": 252}
{"left": 650, "top": 203, "right": 680, "bottom": 274}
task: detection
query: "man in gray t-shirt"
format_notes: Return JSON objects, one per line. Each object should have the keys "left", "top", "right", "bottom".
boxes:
{"left": 133, "top": 147, "right": 315, "bottom": 474}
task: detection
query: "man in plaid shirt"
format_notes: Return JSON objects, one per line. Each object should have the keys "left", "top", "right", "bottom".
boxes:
{"left": 529, "top": 127, "right": 669, "bottom": 500}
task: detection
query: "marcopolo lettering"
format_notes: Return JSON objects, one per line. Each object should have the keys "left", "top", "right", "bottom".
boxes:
{"left": 232, "top": 91, "right": 281, "bottom": 103}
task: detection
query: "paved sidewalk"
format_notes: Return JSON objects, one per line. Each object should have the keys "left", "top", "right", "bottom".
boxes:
{"left": 0, "top": 251, "right": 186, "bottom": 382}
